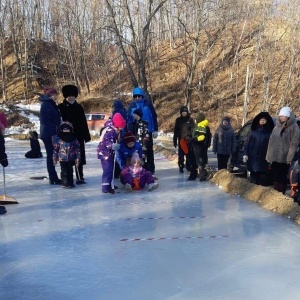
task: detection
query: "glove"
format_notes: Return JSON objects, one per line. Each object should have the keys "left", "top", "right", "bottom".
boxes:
{"left": 0, "top": 159, "right": 8, "bottom": 167}
{"left": 243, "top": 155, "right": 248, "bottom": 163}
{"left": 112, "top": 143, "right": 120, "bottom": 151}
{"left": 287, "top": 161, "right": 292, "bottom": 165}
{"left": 152, "top": 131, "right": 158, "bottom": 139}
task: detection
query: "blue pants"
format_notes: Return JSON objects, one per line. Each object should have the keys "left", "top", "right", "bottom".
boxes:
{"left": 42, "top": 137, "right": 59, "bottom": 182}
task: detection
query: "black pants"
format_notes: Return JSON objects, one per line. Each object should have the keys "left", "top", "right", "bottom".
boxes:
{"left": 178, "top": 145, "right": 190, "bottom": 170}
{"left": 75, "top": 163, "right": 84, "bottom": 180}
{"left": 146, "top": 134, "right": 155, "bottom": 174}
{"left": 60, "top": 161, "right": 74, "bottom": 186}
{"left": 217, "top": 154, "right": 230, "bottom": 170}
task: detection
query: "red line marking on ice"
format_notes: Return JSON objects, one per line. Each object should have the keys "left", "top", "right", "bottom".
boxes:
{"left": 120, "top": 235, "right": 230, "bottom": 242}
{"left": 116, "top": 200, "right": 186, "bottom": 206}
{"left": 121, "top": 216, "right": 206, "bottom": 221}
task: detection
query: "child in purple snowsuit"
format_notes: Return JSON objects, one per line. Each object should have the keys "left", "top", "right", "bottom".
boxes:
{"left": 97, "top": 112, "right": 126, "bottom": 194}
{"left": 120, "top": 153, "right": 159, "bottom": 192}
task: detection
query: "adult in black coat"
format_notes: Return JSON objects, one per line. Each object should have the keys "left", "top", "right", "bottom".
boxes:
{"left": 58, "top": 85, "right": 91, "bottom": 184}
{"left": 173, "top": 106, "right": 194, "bottom": 173}
{"left": 243, "top": 111, "right": 274, "bottom": 186}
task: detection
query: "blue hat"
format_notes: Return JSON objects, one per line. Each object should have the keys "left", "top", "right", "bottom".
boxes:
{"left": 132, "top": 87, "right": 144, "bottom": 97}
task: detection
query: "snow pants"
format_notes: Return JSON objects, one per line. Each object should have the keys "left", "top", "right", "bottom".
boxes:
{"left": 100, "top": 157, "right": 114, "bottom": 193}
{"left": 60, "top": 161, "right": 74, "bottom": 187}
{"left": 120, "top": 170, "right": 154, "bottom": 190}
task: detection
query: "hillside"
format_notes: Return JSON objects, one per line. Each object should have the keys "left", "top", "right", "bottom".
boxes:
{"left": 2, "top": 21, "right": 300, "bottom": 133}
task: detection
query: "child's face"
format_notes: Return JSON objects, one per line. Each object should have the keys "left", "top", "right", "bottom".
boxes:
{"left": 127, "top": 142, "right": 134, "bottom": 148}
{"left": 62, "top": 129, "right": 70, "bottom": 133}
{"left": 132, "top": 159, "right": 141, "bottom": 166}
{"left": 133, "top": 113, "right": 140, "bottom": 120}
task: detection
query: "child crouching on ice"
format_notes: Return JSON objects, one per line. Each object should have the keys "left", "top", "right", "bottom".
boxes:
{"left": 120, "top": 153, "right": 158, "bottom": 192}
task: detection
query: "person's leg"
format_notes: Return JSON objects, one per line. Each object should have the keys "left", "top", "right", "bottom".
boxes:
{"left": 101, "top": 158, "right": 114, "bottom": 193}
{"left": 60, "top": 161, "right": 68, "bottom": 187}
{"left": 67, "top": 161, "right": 75, "bottom": 187}
{"left": 178, "top": 146, "right": 184, "bottom": 173}
{"left": 146, "top": 134, "right": 155, "bottom": 174}
{"left": 42, "top": 137, "right": 60, "bottom": 184}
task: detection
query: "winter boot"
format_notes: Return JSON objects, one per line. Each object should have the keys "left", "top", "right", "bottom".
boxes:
{"left": 0, "top": 205, "right": 7, "bottom": 215}
{"left": 179, "top": 167, "right": 184, "bottom": 173}
{"left": 188, "top": 168, "right": 198, "bottom": 180}
{"left": 199, "top": 167, "right": 207, "bottom": 181}
{"left": 124, "top": 183, "right": 132, "bottom": 192}
{"left": 148, "top": 182, "right": 159, "bottom": 191}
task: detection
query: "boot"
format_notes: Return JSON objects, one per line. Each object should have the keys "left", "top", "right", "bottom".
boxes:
{"left": 273, "top": 181, "right": 280, "bottom": 192}
{"left": 199, "top": 167, "right": 207, "bottom": 182}
{"left": 0, "top": 205, "right": 7, "bottom": 214}
{"left": 188, "top": 168, "right": 198, "bottom": 180}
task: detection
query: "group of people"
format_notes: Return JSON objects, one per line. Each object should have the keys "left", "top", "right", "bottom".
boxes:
{"left": 173, "top": 106, "right": 235, "bottom": 181}
{"left": 173, "top": 105, "right": 300, "bottom": 203}
{"left": 97, "top": 87, "right": 159, "bottom": 194}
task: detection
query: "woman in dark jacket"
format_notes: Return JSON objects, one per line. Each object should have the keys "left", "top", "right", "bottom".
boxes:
{"left": 58, "top": 85, "right": 91, "bottom": 184}
{"left": 243, "top": 111, "right": 274, "bottom": 186}
{"left": 39, "top": 87, "right": 62, "bottom": 184}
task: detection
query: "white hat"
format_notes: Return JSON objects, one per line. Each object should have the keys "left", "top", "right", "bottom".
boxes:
{"left": 279, "top": 106, "right": 291, "bottom": 117}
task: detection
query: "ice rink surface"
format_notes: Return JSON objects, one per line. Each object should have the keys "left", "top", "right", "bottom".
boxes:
{"left": 1, "top": 140, "right": 300, "bottom": 300}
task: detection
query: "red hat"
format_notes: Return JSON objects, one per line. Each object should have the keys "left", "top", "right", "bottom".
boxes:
{"left": 112, "top": 113, "right": 126, "bottom": 129}
{"left": 124, "top": 132, "right": 136, "bottom": 144}
{"left": 44, "top": 87, "right": 58, "bottom": 96}
{"left": 0, "top": 111, "right": 8, "bottom": 129}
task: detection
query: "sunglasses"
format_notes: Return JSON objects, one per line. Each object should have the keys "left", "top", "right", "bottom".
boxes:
{"left": 133, "top": 95, "right": 142, "bottom": 99}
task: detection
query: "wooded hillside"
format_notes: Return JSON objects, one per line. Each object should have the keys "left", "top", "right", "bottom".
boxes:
{"left": 1, "top": 0, "right": 300, "bottom": 132}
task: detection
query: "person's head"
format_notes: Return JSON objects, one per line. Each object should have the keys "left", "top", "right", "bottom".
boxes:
{"left": 59, "top": 121, "right": 74, "bottom": 133}
{"left": 44, "top": 87, "right": 58, "bottom": 102}
{"left": 112, "top": 99, "right": 124, "bottom": 113}
{"left": 132, "top": 87, "right": 144, "bottom": 101}
{"left": 131, "top": 152, "right": 142, "bottom": 167}
{"left": 112, "top": 112, "right": 126, "bottom": 130}
{"left": 124, "top": 132, "right": 136, "bottom": 148}
{"left": 29, "top": 131, "right": 38, "bottom": 139}
{"left": 195, "top": 112, "right": 205, "bottom": 123}
{"left": 133, "top": 108, "right": 143, "bottom": 120}
{"left": 180, "top": 106, "right": 188, "bottom": 117}
{"left": 62, "top": 85, "right": 79, "bottom": 104}
{"left": 259, "top": 117, "right": 267, "bottom": 125}
{"left": 222, "top": 116, "right": 230, "bottom": 126}
{"left": 278, "top": 106, "right": 291, "bottom": 123}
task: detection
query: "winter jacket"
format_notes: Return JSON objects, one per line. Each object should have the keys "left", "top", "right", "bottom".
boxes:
{"left": 266, "top": 113, "right": 300, "bottom": 163}
{"left": 192, "top": 119, "right": 211, "bottom": 148}
{"left": 0, "top": 134, "right": 7, "bottom": 167}
{"left": 129, "top": 119, "right": 150, "bottom": 158}
{"left": 116, "top": 141, "right": 143, "bottom": 170}
{"left": 39, "top": 95, "right": 61, "bottom": 140}
{"left": 243, "top": 112, "right": 274, "bottom": 173}
{"left": 173, "top": 114, "right": 194, "bottom": 146}
{"left": 127, "top": 89, "right": 158, "bottom": 133}
{"left": 97, "top": 122, "right": 119, "bottom": 160}
{"left": 212, "top": 121, "right": 235, "bottom": 155}
{"left": 53, "top": 133, "right": 81, "bottom": 164}
{"left": 112, "top": 99, "right": 128, "bottom": 125}
{"left": 58, "top": 99, "right": 91, "bottom": 164}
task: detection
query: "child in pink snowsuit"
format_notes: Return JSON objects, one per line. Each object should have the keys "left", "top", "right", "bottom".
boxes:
{"left": 120, "top": 153, "right": 158, "bottom": 192}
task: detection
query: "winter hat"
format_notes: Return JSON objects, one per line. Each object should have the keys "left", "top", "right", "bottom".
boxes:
{"left": 222, "top": 116, "right": 231, "bottom": 122}
{"left": 180, "top": 106, "right": 189, "bottom": 113}
{"left": 132, "top": 87, "right": 144, "bottom": 98}
{"left": 131, "top": 152, "right": 141, "bottom": 164}
{"left": 60, "top": 121, "right": 73, "bottom": 132}
{"left": 62, "top": 85, "right": 79, "bottom": 98}
{"left": 279, "top": 106, "right": 291, "bottom": 117}
{"left": 29, "top": 131, "right": 38, "bottom": 139}
{"left": 195, "top": 112, "right": 205, "bottom": 123}
{"left": 124, "top": 132, "right": 136, "bottom": 144}
{"left": 133, "top": 108, "right": 143, "bottom": 118}
{"left": 0, "top": 112, "right": 8, "bottom": 129}
{"left": 112, "top": 112, "right": 126, "bottom": 129}
{"left": 44, "top": 87, "right": 58, "bottom": 97}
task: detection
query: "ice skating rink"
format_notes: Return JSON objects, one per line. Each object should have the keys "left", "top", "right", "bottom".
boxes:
{"left": 1, "top": 140, "right": 300, "bottom": 300}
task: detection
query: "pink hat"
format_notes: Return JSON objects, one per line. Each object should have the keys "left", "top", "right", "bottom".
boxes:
{"left": 0, "top": 112, "right": 8, "bottom": 129}
{"left": 44, "top": 86, "right": 58, "bottom": 97}
{"left": 112, "top": 113, "right": 126, "bottom": 129}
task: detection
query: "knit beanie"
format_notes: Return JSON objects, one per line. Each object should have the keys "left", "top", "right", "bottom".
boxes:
{"left": 279, "top": 106, "right": 291, "bottom": 117}
{"left": 195, "top": 112, "right": 205, "bottom": 123}
{"left": 222, "top": 116, "right": 230, "bottom": 122}
{"left": 131, "top": 152, "right": 140, "bottom": 164}
{"left": 180, "top": 106, "right": 188, "bottom": 113}
{"left": 112, "top": 112, "right": 126, "bottom": 129}
{"left": 124, "top": 132, "right": 136, "bottom": 144}
{"left": 44, "top": 87, "right": 58, "bottom": 97}
{"left": 62, "top": 85, "right": 79, "bottom": 98}
{"left": 60, "top": 121, "right": 74, "bottom": 132}
{"left": 133, "top": 108, "right": 143, "bottom": 118}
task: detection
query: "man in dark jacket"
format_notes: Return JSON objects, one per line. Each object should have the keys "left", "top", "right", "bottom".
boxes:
{"left": 58, "top": 85, "right": 91, "bottom": 184}
{"left": 127, "top": 87, "right": 158, "bottom": 174}
{"left": 173, "top": 106, "right": 194, "bottom": 173}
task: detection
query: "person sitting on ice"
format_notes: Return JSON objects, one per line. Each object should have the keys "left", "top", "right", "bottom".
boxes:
{"left": 116, "top": 131, "right": 142, "bottom": 171}
{"left": 25, "top": 131, "right": 43, "bottom": 158}
{"left": 120, "top": 152, "right": 159, "bottom": 192}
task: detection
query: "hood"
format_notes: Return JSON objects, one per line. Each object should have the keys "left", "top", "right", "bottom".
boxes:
{"left": 113, "top": 99, "right": 124, "bottom": 111}
{"left": 132, "top": 87, "right": 144, "bottom": 97}
{"left": 197, "top": 119, "right": 209, "bottom": 127}
{"left": 39, "top": 94, "right": 53, "bottom": 102}
{"left": 251, "top": 111, "right": 274, "bottom": 132}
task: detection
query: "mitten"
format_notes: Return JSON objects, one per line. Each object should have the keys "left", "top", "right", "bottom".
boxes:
{"left": 243, "top": 155, "right": 248, "bottom": 163}
{"left": 0, "top": 158, "right": 8, "bottom": 167}
{"left": 112, "top": 143, "right": 120, "bottom": 151}
{"left": 152, "top": 131, "right": 158, "bottom": 139}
